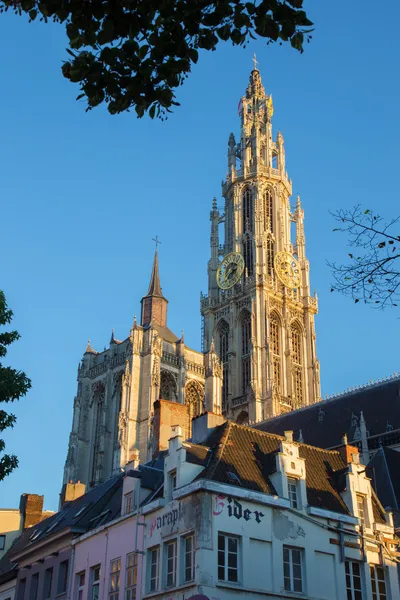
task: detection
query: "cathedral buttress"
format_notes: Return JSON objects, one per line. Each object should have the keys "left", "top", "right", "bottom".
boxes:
{"left": 201, "top": 64, "right": 321, "bottom": 425}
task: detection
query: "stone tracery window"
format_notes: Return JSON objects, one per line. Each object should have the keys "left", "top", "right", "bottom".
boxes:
{"left": 266, "top": 238, "right": 274, "bottom": 277}
{"left": 264, "top": 189, "right": 273, "bottom": 232}
{"left": 242, "top": 187, "right": 253, "bottom": 234}
{"left": 243, "top": 235, "right": 254, "bottom": 276}
{"left": 160, "top": 370, "right": 178, "bottom": 401}
{"left": 241, "top": 311, "right": 252, "bottom": 395}
{"left": 218, "top": 320, "right": 230, "bottom": 412}
{"left": 291, "top": 323, "right": 303, "bottom": 407}
{"left": 270, "top": 313, "right": 281, "bottom": 396}
{"left": 91, "top": 382, "right": 105, "bottom": 485}
{"left": 185, "top": 381, "right": 204, "bottom": 437}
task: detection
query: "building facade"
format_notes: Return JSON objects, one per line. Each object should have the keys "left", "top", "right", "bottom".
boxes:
{"left": 201, "top": 65, "right": 321, "bottom": 424}
{"left": 63, "top": 250, "right": 223, "bottom": 491}
{"left": 63, "top": 64, "right": 322, "bottom": 494}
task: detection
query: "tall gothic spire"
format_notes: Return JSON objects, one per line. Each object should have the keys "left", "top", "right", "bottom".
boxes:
{"left": 141, "top": 249, "right": 168, "bottom": 328}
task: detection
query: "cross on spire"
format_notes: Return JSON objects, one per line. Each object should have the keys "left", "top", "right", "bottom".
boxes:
{"left": 252, "top": 53, "right": 258, "bottom": 71}
{"left": 152, "top": 235, "right": 161, "bottom": 251}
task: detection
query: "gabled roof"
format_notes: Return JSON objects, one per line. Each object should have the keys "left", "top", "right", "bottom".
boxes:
{"left": 194, "top": 421, "right": 385, "bottom": 521}
{"left": 255, "top": 376, "right": 400, "bottom": 449}
{"left": 9, "top": 474, "right": 124, "bottom": 561}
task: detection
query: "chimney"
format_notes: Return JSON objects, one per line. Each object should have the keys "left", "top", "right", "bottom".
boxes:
{"left": 191, "top": 412, "right": 226, "bottom": 444}
{"left": 151, "top": 399, "right": 191, "bottom": 458}
{"left": 338, "top": 434, "right": 359, "bottom": 465}
{"left": 284, "top": 431, "right": 294, "bottom": 443}
{"left": 125, "top": 449, "right": 140, "bottom": 471}
{"left": 59, "top": 481, "right": 86, "bottom": 508}
{"left": 20, "top": 494, "right": 44, "bottom": 530}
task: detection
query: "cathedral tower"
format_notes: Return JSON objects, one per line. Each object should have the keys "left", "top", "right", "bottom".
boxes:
{"left": 201, "top": 64, "right": 321, "bottom": 424}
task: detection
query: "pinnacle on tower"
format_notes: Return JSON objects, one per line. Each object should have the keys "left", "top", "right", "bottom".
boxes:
{"left": 141, "top": 247, "right": 168, "bottom": 328}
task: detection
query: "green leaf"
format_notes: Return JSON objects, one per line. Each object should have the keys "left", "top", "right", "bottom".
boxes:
{"left": 29, "top": 9, "right": 37, "bottom": 21}
{"left": 138, "top": 44, "right": 149, "bottom": 60}
{"left": 149, "top": 104, "right": 156, "bottom": 119}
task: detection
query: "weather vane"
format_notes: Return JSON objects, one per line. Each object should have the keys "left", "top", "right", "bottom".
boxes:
{"left": 252, "top": 53, "right": 258, "bottom": 70}
{"left": 152, "top": 235, "right": 161, "bottom": 250}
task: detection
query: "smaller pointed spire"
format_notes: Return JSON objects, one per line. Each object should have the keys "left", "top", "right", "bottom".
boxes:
{"left": 146, "top": 249, "right": 163, "bottom": 297}
{"left": 298, "top": 429, "right": 304, "bottom": 443}
{"left": 85, "top": 339, "right": 98, "bottom": 355}
{"left": 296, "top": 195, "right": 301, "bottom": 211}
{"left": 181, "top": 329, "right": 185, "bottom": 343}
{"left": 210, "top": 336, "right": 215, "bottom": 353}
{"left": 110, "top": 328, "right": 115, "bottom": 345}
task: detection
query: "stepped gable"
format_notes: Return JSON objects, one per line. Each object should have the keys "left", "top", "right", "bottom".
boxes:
{"left": 255, "top": 376, "right": 400, "bottom": 449}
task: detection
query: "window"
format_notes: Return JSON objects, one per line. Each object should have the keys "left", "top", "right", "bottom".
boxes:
{"left": 43, "top": 569, "right": 53, "bottom": 600}
{"left": 264, "top": 189, "right": 273, "bottom": 232}
{"left": 356, "top": 494, "right": 365, "bottom": 527}
{"left": 287, "top": 477, "right": 299, "bottom": 509}
{"left": 109, "top": 559, "right": 121, "bottom": 600}
{"left": 345, "top": 561, "right": 363, "bottom": 600}
{"left": 90, "top": 566, "right": 101, "bottom": 600}
{"left": 218, "top": 533, "right": 239, "bottom": 583}
{"left": 283, "top": 546, "right": 303, "bottom": 593}
{"left": 370, "top": 565, "right": 387, "bottom": 600}
{"left": 291, "top": 323, "right": 303, "bottom": 407}
{"left": 165, "top": 540, "right": 177, "bottom": 588}
{"left": 125, "top": 553, "right": 137, "bottom": 600}
{"left": 242, "top": 187, "right": 253, "bottom": 233}
{"left": 167, "top": 470, "right": 177, "bottom": 502}
{"left": 149, "top": 547, "right": 160, "bottom": 592}
{"left": 266, "top": 238, "right": 274, "bottom": 277}
{"left": 218, "top": 320, "right": 229, "bottom": 412}
{"left": 30, "top": 574, "right": 39, "bottom": 600}
{"left": 76, "top": 573, "right": 85, "bottom": 600}
{"left": 124, "top": 492, "right": 133, "bottom": 515}
{"left": 183, "top": 534, "right": 195, "bottom": 583}
{"left": 18, "top": 579, "right": 26, "bottom": 600}
{"left": 57, "top": 561, "right": 69, "bottom": 595}
{"left": 241, "top": 312, "right": 252, "bottom": 395}
{"left": 0, "top": 534, "right": 5, "bottom": 550}
{"left": 185, "top": 381, "right": 204, "bottom": 437}
{"left": 269, "top": 314, "right": 281, "bottom": 396}
{"left": 243, "top": 236, "right": 254, "bottom": 276}
{"left": 91, "top": 383, "right": 105, "bottom": 483}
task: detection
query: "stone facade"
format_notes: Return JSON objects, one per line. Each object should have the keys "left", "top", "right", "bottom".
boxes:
{"left": 63, "top": 251, "right": 223, "bottom": 491}
{"left": 201, "top": 66, "right": 321, "bottom": 423}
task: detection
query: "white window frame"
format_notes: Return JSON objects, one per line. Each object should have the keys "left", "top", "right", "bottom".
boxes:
{"left": 182, "top": 533, "right": 195, "bottom": 584}
{"left": 345, "top": 560, "right": 363, "bottom": 600}
{"left": 124, "top": 492, "right": 133, "bottom": 515}
{"left": 167, "top": 470, "right": 177, "bottom": 501}
{"left": 109, "top": 559, "right": 121, "bottom": 600}
{"left": 283, "top": 546, "right": 304, "bottom": 593}
{"left": 125, "top": 553, "right": 137, "bottom": 600}
{"left": 90, "top": 565, "right": 101, "bottom": 600}
{"left": 165, "top": 539, "right": 177, "bottom": 588}
{"left": 287, "top": 477, "right": 299, "bottom": 509}
{"left": 370, "top": 564, "right": 387, "bottom": 600}
{"left": 217, "top": 533, "right": 240, "bottom": 583}
{"left": 75, "top": 572, "right": 85, "bottom": 600}
{"left": 148, "top": 546, "right": 160, "bottom": 593}
{"left": 356, "top": 494, "right": 366, "bottom": 528}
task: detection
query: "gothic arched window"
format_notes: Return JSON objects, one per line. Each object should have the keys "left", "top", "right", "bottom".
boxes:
{"left": 236, "top": 411, "right": 249, "bottom": 425}
{"left": 243, "top": 235, "right": 254, "bottom": 276}
{"left": 242, "top": 187, "right": 253, "bottom": 233}
{"left": 91, "top": 382, "right": 105, "bottom": 484}
{"left": 185, "top": 381, "right": 204, "bottom": 437}
{"left": 218, "top": 320, "right": 230, "bottom": 412}
{"left": 241, "top": 311, "right": 252, "bottom": 395}
{"left": 291, "top": 323, "right": 303, "bottom": 407}
{"left": 266, "top": 238, "right": 274, "bottom": 277}
{"left": 269, "top": 313, "right": 281, "bottom": 396}
{"left": 264, "top": 189, "right": 273, "bottom": 232}
{"left": 160, "top": 370, "right": 177, "bottom": 401}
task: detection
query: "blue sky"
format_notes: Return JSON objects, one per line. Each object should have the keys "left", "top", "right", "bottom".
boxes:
{"left": 1, "top": 1, "right": 399, "bottom": 510}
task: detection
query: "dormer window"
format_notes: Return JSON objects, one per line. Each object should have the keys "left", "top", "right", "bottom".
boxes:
{"left": 287, "top": 477, "right": 299, "bottom": 509}
{"left": 356, "top": 494, "right": 366, "bottom": 527}
{"left": 124, "top": 492, "right": 133, "bottom": 515}
{"left": 167, "top": 470, "right": 177, "bottom": 501}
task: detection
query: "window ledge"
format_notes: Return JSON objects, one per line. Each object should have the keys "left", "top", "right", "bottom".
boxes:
{"left": 142, "top": 582, "right": 195, "bottom": 599}
{"left": 216, "top": 583, "right": 306, "bottom": 597}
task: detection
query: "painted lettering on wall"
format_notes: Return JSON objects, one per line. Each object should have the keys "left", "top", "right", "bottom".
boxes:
{"left": 213, "top": 494, "right": 264, "bottom": 523}
{"left": 150, "top": 502, "right": 182, "bottom": 538}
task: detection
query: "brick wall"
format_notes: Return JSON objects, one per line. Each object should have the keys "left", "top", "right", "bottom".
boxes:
{"left": 152, "top": 399, "right": 190, "bottom": 457}
{"left": 19, "top": 494, "right": 44, "bottom": 529}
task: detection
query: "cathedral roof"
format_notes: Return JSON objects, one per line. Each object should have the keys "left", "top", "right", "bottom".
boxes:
{"left": 254, "top": 374, "right": 400, "bottom": 451}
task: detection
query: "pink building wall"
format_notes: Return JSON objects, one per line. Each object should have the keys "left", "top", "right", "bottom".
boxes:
{"left": 72, "top": 512, "right": 144, "bottom": 600}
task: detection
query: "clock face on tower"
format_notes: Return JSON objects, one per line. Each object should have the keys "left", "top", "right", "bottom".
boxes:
{"left": 274, "top": 251, "right": 301, "bottom": 289}
{"left": 216, "top": 252, "right": 245, "bottom": 289}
